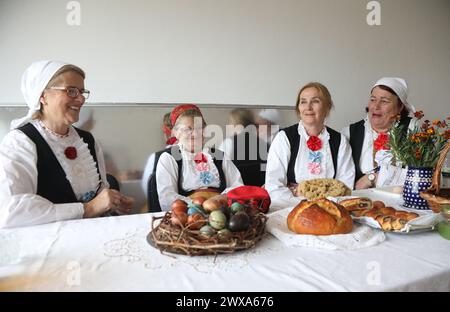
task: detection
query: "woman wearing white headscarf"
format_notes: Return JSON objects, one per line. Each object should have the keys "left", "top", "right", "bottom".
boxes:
{"left": 341, "top": 77, "right": 416, "bottom": 189}
{"left": 0, "top": 60, "right": 133, "bottom": 228}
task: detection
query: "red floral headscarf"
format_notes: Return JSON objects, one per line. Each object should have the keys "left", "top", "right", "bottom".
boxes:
{"left": 170, "top": 104, "right": 203, "bottom": 127}
{"left": 166, "top": 104, "right": 203, "bottom": 145}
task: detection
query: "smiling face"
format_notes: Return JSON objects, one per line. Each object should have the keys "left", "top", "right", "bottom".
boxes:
{"left": 40, "top": 70, "right": 86, "bottom": 131}
{"left": 297, "top": 87, "right": 330, "bottom": 127}
{"left": 174, "top": 115, "right": 205, "bottom": 153}
{"left": 368, "top": 86, "right": 403, "bottom": 132}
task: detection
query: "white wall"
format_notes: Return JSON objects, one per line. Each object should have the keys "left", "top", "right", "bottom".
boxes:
{"left": 0, "top": 0, "right": 449, "bottom": 129}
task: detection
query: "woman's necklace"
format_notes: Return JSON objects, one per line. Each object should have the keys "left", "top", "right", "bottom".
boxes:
{"left": 38, "top": 120, "right": 77, "bottom": 160}
{"left": 38, "top": 120, "right": 70, "bottom": 139}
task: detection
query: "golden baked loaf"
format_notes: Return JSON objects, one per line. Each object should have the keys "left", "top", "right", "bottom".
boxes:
{"left": 287, "top": 198, "right": 353, "bottom": 235}
{"left": 362, "top": 208, "right": 383, "bottom": 219}
{"left": 347, "top": 199, "right": 420, "bottom": 232}
{"left": 189, "top": 189, "right": 221, "bottom": 200}
{"left": 375, "top": 215, "right": 407, "bottom": 231}
{"left": 339, "top": 197, "right": 372, "bottom": 212}
{"left": 297, "top": 178, "right": 351, "bottom": 200}
{"left": 372, "top": 201, "right": 385, "bottom": 210}
{"left": 395, "top": 211, "right": 419, "bottom": 221}
{"left": 380, "top": 206, "right": 397, "bottom": 216}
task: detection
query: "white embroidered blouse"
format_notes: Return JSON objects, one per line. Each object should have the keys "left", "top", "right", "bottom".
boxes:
{"left": 265, "top": 122, "right": 355, "bottom": 210}
{"left": 156, "top": 145, "right": 243, "bottom": 211}
{"left": 341, "top": 116, "right": 415, "bottom": 187}
{"left": 0, "top": 120, "right": 108, "bottom": 228}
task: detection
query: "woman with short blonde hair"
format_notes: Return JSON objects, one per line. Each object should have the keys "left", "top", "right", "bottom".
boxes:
{"left": 265, "top": 82, "right": 355, "bottom": 210}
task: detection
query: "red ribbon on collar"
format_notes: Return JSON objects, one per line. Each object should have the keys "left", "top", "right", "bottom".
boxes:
{"left": 194, "top": 152, "right": 207, "bottom": 164}
{"left": 374, "top": 133, "right": 389, "bottom": 151}
{"left": 307, "top": 136, "right": 322, "bottom": 152}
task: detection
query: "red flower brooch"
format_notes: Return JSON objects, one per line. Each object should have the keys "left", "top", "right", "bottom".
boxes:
{"left": 194, "top": 152, "right": 207, "bottom": 164}
{"left": 307, "top": 136, "right": 322, "bottom": 151}
{"left": 374, "top": 133, "right": 389, "bottom": 151}
{"left": 64, "top": 146, "right": 77, "bottom": 160}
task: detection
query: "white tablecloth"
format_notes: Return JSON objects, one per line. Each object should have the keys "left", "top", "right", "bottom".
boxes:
{"left": 1, "top": 189, "right": 449, "bottom": 292}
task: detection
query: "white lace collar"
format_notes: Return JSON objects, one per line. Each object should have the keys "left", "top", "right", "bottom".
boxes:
{"left": 179, "top": 145, "right": 212, "bottom": 160}
{"left": 31, "top": 120, "right": 100, "bottom": 201}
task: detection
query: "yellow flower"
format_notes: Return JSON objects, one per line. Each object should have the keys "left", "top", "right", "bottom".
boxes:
{"left": 410, "top": 134, "right": 420, "bottom": 143}
{"left": 432, "top": 119, "right": 441, "bottom": 127}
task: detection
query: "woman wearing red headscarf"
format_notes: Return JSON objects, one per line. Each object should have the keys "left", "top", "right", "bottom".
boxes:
{"left": 152, "top": 104, "right": 243, "bottom": 212}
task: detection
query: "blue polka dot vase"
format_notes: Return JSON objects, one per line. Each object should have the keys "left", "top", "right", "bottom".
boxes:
{"left": 403, "top": 166, "right": 433, "bottom": 210}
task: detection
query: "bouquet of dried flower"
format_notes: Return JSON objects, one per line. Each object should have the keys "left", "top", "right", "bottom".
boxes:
{"left": 388, "top": 111, "right": 450, "bottom": 167}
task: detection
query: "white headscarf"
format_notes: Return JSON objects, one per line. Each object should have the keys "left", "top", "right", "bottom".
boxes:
{"left": 372, "top": 77, "right": 415, "bottom": 114}
{"left": 258, "top": 109, "right": 283, "bottom": 125}
{"left": 10, "top": 60, "right": 68, "bottom": 129}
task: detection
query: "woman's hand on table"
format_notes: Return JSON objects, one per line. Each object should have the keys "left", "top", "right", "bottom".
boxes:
{"left": 83, "top": 189, "right": 124, "bottom": 218}
{"left": 355, "top": 173, "right": 378, "bottom": 190}
{"left": 112, "top": 195, "right": 134, "bottom": 215}
{"left": 288, "top": 183, "right": 299, "bottom": 196}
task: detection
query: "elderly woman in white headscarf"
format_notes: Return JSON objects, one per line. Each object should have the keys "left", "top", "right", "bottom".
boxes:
{"left": 0, "top": 60, "right": 133, "bottom": 228}
{"left": 341, "top": 77, "right": 416, "bottom": 189}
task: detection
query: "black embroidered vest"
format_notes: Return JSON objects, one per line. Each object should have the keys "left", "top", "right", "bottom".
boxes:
{"left": 281, "top": 124, "right": 341, "bottom": 184}
{"left": 147, "top": 146, "right": 226, "bottom": 212}
{"left": 349, "top": 117, "right": 411, "bottom": 182}
{"left": 18, "top": 123, "right": 100, "bottom": 204}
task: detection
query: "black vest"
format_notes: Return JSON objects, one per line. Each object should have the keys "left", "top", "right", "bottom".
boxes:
{"left": 18, "top": 123, "right": 100, "bottom": 204}
{"left": 231, "top": 129, "right": 269, "bottom": 187}
{"left": 147, "top": 146, "right": 226, "bottom": 212}
{"left": 349, "top": 117, "right": 412, "bottom": 182}
{"left": 282, "top": 124, "right": 341, "bottom": 184}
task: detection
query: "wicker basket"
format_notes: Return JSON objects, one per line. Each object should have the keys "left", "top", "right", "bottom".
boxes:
{"left": 420, "top": 141, "right": 450, "bottom": 213}
{"left": 147, "top": 212, "right": 267, "bottom": 256}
